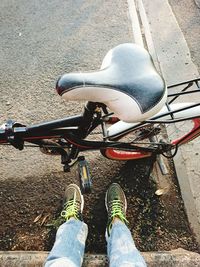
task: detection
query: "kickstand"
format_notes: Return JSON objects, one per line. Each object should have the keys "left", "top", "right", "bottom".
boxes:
{"left": 156, "top": 154, "right": 169, "bottom": 175}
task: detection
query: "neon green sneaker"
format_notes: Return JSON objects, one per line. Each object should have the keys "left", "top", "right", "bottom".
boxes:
{"left": 105, "top": 183, "right": 129, "bottom": 235}
{"left": 61, "top": 184, "right": 84, "bottom": 221}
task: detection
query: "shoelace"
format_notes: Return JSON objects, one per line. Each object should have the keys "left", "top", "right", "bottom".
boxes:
{"left": 107, "top": 199, "right": 129, "bottom": 235}
{"left": 110, "top": 199, "right": 128, "bottom": 224}
{"left": 61, "top": 199, "right": 79, "bottom": 221}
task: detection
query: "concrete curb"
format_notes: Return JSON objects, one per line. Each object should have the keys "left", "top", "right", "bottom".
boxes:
{"left": 194, "top": 0, "right": 200, "bottom": 8}
{"left": 0, "top": 249, "right": 200, "bottom": 267}
{"left": 142, "top": 0, "right": 200, "bottom": 245}
{"left": 128, "top": 0, "right": 200, "bottom": 245}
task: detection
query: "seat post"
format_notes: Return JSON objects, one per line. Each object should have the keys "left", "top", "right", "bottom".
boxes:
{"left": 77, "top": 102, "right": 98, "bottom": 139}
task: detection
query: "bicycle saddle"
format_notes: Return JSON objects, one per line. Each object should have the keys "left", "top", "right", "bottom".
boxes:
{"left": 56, "top": 43, "right": 167, "bottom": 122}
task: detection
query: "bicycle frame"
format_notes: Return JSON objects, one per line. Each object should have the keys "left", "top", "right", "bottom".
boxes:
{"left": 0, "top": 78, "right": 200, "bottom": 168}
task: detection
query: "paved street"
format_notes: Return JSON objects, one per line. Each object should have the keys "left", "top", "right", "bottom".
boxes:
{"left": 0, "top": 0, "right": 133, "bottom": 180}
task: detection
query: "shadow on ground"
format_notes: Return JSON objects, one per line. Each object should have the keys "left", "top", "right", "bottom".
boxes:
{"left": 0, "top": 155, "right": 199, "bottom": 253}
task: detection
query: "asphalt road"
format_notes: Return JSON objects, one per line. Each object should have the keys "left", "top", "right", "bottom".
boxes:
{"left": 0, "top": 0, "right": 133, "bottom": 181}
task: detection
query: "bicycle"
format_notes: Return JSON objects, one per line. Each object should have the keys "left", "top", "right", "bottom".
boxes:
{"left": 0, "top": 43, "right": 200, "bottom": 193}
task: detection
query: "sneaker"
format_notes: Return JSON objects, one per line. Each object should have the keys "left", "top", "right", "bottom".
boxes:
{"left": 61, "top": 184, "right": 84, "bottom": 221}
{"left": 105, "top": 183, "right": 128, "bottom": 235}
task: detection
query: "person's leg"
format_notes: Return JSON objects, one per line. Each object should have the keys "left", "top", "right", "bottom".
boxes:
{"left": 105, "top": 183, "right": 147, "bottom": 267}
{"left": 44, "top": 184, "right": 88, "bottom": 267}
{"left": 45, "top": 219, "right": 88, "bottom": 267}
{"left": 106, "top": 219, "right": 146, "bottom": 267}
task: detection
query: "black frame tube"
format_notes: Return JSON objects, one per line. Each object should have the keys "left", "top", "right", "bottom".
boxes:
{"left": 26, "top": 114, "right": 83, "bottom": 133}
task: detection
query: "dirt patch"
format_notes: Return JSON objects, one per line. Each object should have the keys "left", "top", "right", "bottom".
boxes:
{"left": 0, "top": 155, "right": 199, "bottom": 253}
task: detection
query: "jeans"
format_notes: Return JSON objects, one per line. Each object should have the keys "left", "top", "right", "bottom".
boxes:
{"left": 44, "top": 219, "right": 147, "bottom": 267}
